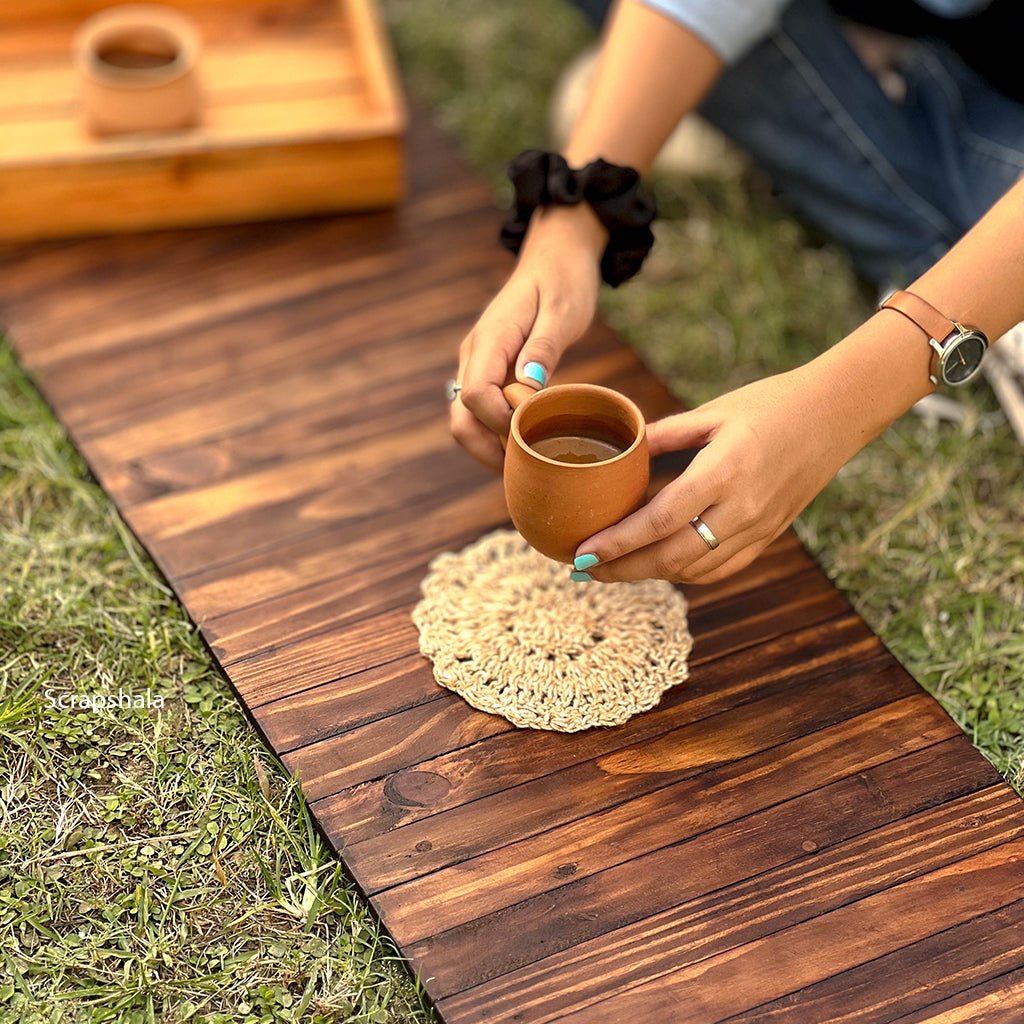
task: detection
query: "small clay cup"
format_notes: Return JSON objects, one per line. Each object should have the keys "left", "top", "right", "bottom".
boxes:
{"left": 73, "top": 4, "right": 202, "bottom": 136}
{"left": 500, "top": 381, "right": 649, "bottom": 563}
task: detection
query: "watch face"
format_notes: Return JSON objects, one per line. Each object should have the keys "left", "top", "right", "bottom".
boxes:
{"left": 941, "top": 331, "right": 987, "bottom": 385}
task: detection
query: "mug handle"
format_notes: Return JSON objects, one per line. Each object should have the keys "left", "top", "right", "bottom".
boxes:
{"left": 499, "top": 381, "right": 539, "bottom": 451}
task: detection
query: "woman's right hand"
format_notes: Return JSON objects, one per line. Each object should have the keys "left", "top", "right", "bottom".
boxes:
{"left": 450, "top": 203, "right": 608, "bottom": 472}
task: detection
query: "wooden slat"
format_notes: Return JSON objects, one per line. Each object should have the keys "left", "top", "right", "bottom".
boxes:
{"left": 434, "top": 765, "right": 1015, "bottom": 1011}
{"left": 252, "top": 555, "right": 839, "bottom": 752}
{"left": 232, "top": 541, "right": 834, "bottom": 709}
{"left": 31, "top": 218, "right": 504, "bottom": 419}
{"left": 545, "top": 839, "right": 1024, "bottom": 1024}
{"left": 3, "top": 109, "right": 1022, "bottom": 1023}
{"left": 722, "top": 902, "right": 1024, "bottom": 1023}
{"left": 212, "top": 527, "right": 806, "bottom": 678}
{"left": 354, "top": 653, "right": 912, "bottom": 896}
{"left": 887, "top": 966, "right": 1024, "bottom": 1024}
{"left": 370, "top": 691, "right": 957, "bottom": 944}
{"left": 286, "top": 598, "right": 864, "bottom": 802}
{"left": 312, "top": 616, "right": 878, "bottom": 845}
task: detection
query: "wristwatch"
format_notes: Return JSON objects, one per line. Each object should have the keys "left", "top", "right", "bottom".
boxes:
{"left": 878, "top": 289, "right": 989, "bottom": 387}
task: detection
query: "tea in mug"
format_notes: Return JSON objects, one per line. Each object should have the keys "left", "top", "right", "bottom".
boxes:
{"left": 524, "top": 413, "right": 635, "bottom": 465}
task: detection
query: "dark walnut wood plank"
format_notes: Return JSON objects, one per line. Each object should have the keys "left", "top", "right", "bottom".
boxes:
{"left": 118, "top": 336, "right": 641, "bottom": 529}
{"left": 103, "top": 337, "right": 640, "bottom": 510}
{"left": 549, "top": 838, "right": 1024, "bottom": 1024}
{"left": 314, "top": 616, "right": 878, "bottom": 846}
{"left": 259, "top": 561, "right": 850, "bottom": 759}
{"left": 111, "top": 347, "right": 648, "bottom": 581}
{"left": 94, "top": 343, "right": 651, "bottom": 592}
{"left": 81, "top": 289, "right": 487, "bottom": 462}
{"left": 435, "top": 763, "right": 1017, "bottom": 1017}
{"left": 236, "top": 539, "right": 828, "bottom": 713}
{"left": 349, "top": 634, "right": 891, "bottom": 894}
{"left": 171, "top": 431, "right": 743, "bottom": 632}
{"left": 29, "top": 216, "right": 506, "bottom": 426}
{"left": 249, "top": 517, "right": 800, "bottom": 667}
{"left": 721, "top": 901, "right": 1024, "bottom": 1023}
{"left": 288, "top": 606, "right": 872, "bottom": 798}
{"left": 888, "top": 965, "right": 1024, "bottom": 1024}
{"left": 4, "top": 107, "right": 1023, "bottom": 1024}
{"left": 206, "top": 495, "right": 807, "bottom": 673}
{"left": 370, "top": 691, "right": 959, "bottom": 946}
{"left": 179, "top": 481, "right": 509, "bottom": 621}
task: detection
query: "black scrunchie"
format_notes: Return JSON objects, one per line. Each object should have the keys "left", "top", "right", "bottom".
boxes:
{"left": 499, "top": 149, "right": 657, "bottom": 287}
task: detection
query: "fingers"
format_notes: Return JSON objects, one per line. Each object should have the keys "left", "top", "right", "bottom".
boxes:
{"left": 582, "top": 493, "right": 792, "bottom": 585}
{"left": 514, "top": 297, "right": 590, "bottom": 391}
{"left": 587, "top": 514, "right": 770, "bottom": 585}
{"left": 585, "top": 503, "right": 733, "bottom": 583}
{"left": 645, "top": 409, "right": 717, "bottom": 458}
{"left": 449, "top": 400, "right": 506, "bottom": 473}
{"left": 449, "top": 334, "right": 504, "bottom": 474}
{"left": 571, "top": 448, "right": 724, "bottom": 571}
{"left": 454, "top": 283, "right": 587, "bottom": 463}
{"left": 684, "top": 543, "right": 764, "bottom": 585}
{"left": 459, "top": 320, "right": 522, "bottom": 436}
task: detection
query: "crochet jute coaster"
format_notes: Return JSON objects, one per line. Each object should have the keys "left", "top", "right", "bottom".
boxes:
{"left": 411, "top": 528, "right": 693, "bottom": 732}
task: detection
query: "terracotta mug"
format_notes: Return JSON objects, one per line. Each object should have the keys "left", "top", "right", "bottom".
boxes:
{"left": 500, "top": 381, "right": 650, "bottom": 563}
{"left": 74, "top": 4, "right": 202, "bottom": 136}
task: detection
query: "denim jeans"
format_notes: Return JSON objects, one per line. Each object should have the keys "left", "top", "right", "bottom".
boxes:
{"left": 566, "top": 0, "right": 1024, "bottom": 286}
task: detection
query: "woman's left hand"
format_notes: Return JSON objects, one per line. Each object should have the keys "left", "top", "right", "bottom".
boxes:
{"left": 573, "top": 365, "right": 866, "bottom": 585}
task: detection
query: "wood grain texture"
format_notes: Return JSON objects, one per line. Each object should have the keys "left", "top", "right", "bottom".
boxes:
{"left": 3, "top": 109, "right": 1023, "bottom": 1023}
{"left": 722, "top": 899, "right": 1024, "bottom": 1023}
{"left": 549, "top": 838, "right": 1024, "bottom": 1024}
{"left": 435, "top": 773, "right": 1020, "bottom": 1019}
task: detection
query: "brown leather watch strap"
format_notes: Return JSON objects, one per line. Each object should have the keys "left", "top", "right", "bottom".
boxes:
{"left": 879, "top": 289, "right": 956, "bottom": 343}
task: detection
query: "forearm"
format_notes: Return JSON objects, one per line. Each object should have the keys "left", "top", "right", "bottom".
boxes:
{"left": 528, "top": 0, "right": 723, "bottom": 257}
{"left": 906, "top": 177, "right": 1024, "bottom": 342}
{"left": 564, "top": 0, "right": 723, "bottom": 171}
{"left": 805, "top": 177, "right": 1024, "bottom": 454}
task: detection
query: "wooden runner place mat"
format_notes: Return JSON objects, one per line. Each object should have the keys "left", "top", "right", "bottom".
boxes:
{"left": 3, "top": 112, "right": 1024, "bottom": 1022}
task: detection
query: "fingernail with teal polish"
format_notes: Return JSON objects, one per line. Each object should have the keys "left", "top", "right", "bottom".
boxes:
{"left": 522, "top": 361, "right": 547, "bottom": 387}
{"left": 570, "top": 570, "right": 593, "bottom": 583}
{"left": 574, "top": 553, "right": 599, "bottom": 572}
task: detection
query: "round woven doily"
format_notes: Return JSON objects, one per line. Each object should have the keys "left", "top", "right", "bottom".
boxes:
{"left": 411, "top": 528, "right": 693, "bottom": 732}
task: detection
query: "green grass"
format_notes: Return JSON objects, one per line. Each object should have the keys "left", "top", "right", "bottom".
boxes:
{"left": 1, "top": 1, "right": 1022, "bottom": 1021}
{"left": 1, "top": 341, "right": 437, "bottom": 1022}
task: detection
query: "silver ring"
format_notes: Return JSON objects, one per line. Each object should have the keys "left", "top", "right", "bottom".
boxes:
{"left": 690, "top": 514, "right": 720, "bottom": 551}
{"left": 444, "top": 377, "right": 462, "bottom": 401}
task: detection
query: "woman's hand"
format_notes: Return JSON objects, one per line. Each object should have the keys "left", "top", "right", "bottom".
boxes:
{"left": 572, "top": 364, "right": 869, "bottom": 585}
{"left": 450, "top": 205, "right": 606, "bottom": 472}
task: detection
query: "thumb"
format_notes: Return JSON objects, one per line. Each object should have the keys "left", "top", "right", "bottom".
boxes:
{"left": 646, "top": 409, "right": 717, "bottom": 457}
{"left": 514, "top": 307, "right": 582, "bottom": 391}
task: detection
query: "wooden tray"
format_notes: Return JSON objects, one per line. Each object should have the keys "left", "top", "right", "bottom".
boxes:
{"left": 0, "top": 0, "right": 406, "bottom": 241}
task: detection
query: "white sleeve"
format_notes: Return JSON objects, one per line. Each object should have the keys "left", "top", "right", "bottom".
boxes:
{"left": 636, "top": 0, "right": 796, "bottom": 63}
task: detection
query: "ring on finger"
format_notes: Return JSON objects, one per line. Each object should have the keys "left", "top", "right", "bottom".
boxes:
{"left": 444, "top": 377, "right": 462, "bottom": 401}
{"left": 690, "top": 513, "right": 720, "bottom": 551}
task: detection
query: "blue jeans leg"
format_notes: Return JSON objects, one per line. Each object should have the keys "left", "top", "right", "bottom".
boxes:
{"left": 563, "top": 0, "right": 1024, "bottom": 286}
